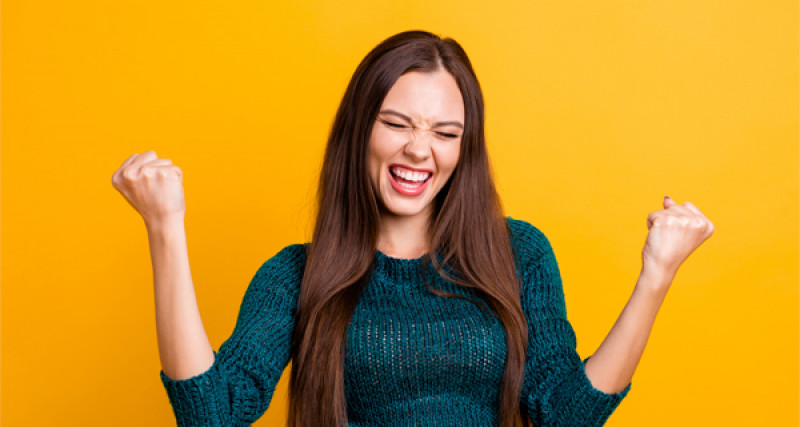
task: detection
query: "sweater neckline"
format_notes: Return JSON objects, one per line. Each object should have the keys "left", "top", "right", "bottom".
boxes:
{"left": 375, "top": 249, "right": 426, "bottom": 262}
{"left": 373, "top": 249, "right": 429, "bottom": 286}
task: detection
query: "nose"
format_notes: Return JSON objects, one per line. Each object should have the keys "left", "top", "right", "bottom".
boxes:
{"left": 403, "top": 130, "right": 432, "bottom": 161}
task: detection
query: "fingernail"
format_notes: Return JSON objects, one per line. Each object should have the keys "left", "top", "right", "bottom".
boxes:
{"left": 664, "top": 196, "right": 670, "bottom": 200}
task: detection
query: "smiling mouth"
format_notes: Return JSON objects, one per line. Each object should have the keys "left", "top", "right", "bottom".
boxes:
{"left": 390, "top": 165, "right": 431, "bottom": 186}
{"left": 388, "top": 165, "right": 433, "bottom": 195}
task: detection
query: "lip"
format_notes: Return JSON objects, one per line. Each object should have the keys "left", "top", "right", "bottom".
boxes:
{"left": 389, "top": 163, "right": 434, "bottom": 174}
{"left": 387, "top": 165, "right": 432, "bottom": 196}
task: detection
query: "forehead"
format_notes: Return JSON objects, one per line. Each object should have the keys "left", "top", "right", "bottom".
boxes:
{"left": 380, "top": 70, "right": 465, "bottom": 123}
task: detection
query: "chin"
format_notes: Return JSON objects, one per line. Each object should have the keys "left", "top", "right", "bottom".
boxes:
{"left": 379, "top": 192, "right": 435, "bottom": 218}
{"left": 382, "top": 203, "right": 430, "bottom": 218}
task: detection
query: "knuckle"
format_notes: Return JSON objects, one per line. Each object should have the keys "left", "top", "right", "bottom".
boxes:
{"left": 121, "top": 168, "right": 136, "bottom": 182}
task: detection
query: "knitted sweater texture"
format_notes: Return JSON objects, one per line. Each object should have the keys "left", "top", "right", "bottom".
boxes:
{"left": 160, "top": 217, "right": 631, "bottom": 426}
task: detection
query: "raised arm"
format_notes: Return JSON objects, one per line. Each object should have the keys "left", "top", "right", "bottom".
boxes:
{"left": 112, "top": 150, "right": 214, "bottom": 380}
{"left": 112, "top": 151, "right": 306, "bottom": 425}
{"left": 147, "top": 219, "right": 216, "bottom": 379}
{"left": 583, "top": 196, "right": 714, "bottom": 393}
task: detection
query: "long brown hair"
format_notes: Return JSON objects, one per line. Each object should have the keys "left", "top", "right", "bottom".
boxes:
{"left": 288, "top": 30, "right": 528, "bottom": 427}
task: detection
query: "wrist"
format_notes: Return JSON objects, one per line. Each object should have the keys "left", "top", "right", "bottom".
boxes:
{"left": 145, "top": 215, "right": 185, "bottom": 236}
{"left": 636, "top": 265, "right": 674, "bottom": 296}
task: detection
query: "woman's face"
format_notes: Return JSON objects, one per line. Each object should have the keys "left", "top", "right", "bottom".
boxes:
{"left": 367, "top": 69, "right": 464, "bottom": 221}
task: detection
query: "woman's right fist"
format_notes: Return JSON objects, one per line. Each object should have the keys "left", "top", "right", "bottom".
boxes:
{"left": 111, "top": 151, "right": 186, "bottom": 227}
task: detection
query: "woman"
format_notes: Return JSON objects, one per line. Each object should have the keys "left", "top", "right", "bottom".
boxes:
{"left": 111, "top": 31, "right": 714, "bottom": 426}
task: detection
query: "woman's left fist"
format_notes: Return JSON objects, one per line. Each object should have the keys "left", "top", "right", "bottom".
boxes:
{"left": 641, "top": 196, "right": 714, "bottom": 281}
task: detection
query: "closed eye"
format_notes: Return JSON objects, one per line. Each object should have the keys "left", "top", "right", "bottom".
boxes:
{"left": 379, "top": 117, "right": 459, "bottom": 139}
{"left": 379, "top": 119, "right": 410, "bottom": 130}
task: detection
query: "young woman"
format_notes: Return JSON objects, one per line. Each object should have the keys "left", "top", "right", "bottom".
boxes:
{"left": 111, "top": 31, "right": 714, "bottom": 427}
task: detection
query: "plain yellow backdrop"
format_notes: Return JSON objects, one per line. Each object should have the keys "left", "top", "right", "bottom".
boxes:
{"left": 2, "top": 1, "right": 797, "bottom": 426}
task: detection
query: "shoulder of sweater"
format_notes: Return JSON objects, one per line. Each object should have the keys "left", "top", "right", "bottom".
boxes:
{"left": 505, "top": 217, "right": 565, "bottom": 304}
{"left": 251, "top": 243, "right": 308, "bottom": 288}
{"left": 505, "top": 216, "right": 555, "bottom": 263}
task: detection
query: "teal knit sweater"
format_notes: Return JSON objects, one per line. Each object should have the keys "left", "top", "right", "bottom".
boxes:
{"left": 160, "top": 217, "right": 631, "bottom": 426}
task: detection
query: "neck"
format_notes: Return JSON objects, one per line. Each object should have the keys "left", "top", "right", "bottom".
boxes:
{"left": 377, "top": 208, "right": 432, "bottom": 259}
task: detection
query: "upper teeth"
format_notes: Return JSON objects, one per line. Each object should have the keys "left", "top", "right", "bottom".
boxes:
{"left": 391, "top": 166, "right": 431, "bottom": 182}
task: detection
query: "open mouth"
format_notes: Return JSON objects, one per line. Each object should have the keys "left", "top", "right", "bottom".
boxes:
{"left": 388, "top": 165, "right": 433, "bottom": 196}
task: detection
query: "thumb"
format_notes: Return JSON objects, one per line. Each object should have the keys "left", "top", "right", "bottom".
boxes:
{"left": 663, "top": 195, "right": 675, "bottom": 209}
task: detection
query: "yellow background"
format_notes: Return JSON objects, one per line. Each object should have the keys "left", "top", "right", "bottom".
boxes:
{"left": 2, "top": 1, "right": 797, "bottom": 426}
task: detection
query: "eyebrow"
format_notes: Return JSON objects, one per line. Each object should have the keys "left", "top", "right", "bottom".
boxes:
{"left": 379, "top": 109, "right": 464, "bottom": 129}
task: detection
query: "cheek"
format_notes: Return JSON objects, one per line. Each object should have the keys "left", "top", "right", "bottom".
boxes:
{"left": 368, "top": 130, "right": 403, "bottom": 171}
{"left": 366, "top": 144, "right": 381, "bottom": 187}
{"left": 367, "top": 136, "right": 392, "bottom": 187}
{"left": 434, "top": 143, "right": 461, "bottom": 176}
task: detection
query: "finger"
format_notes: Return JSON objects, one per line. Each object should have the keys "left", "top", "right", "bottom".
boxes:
{"left": 113, "top": 154, "right": 139, "bottom": 187}
{"left": 113, "top": 152, "right": 138, "bottom": 177}
{"left": 132, "top": 150, "right": 157, "bottom": 163}
{"left": 165, "top": 165, "right": 182, "bottom": 179}
{"left": 139, "top": 162, "right": 172, "bottom": 179}
{"left": 119, "top": 153, "right": 138, "bottom": 170}
{"left": 129, "top": 150, "right": 158, "bottom": 170}
{"left": 664, "top": 196, "right": 690, "bottom": 215}
{"left": 122, "top": 151, "right": 159, "bottom": 181}
{"left": 683, "top": 201, "right": 705, "bottom": 217}
{"left": 663, "top": 198, "right": 693, "bottom": 216}
{"left": 647, "top": 211, "right": 661, "bottom": 229}
{"left": 145, "top": 158, "right": 173, "bottom": 167}
{"left": 140, "top": 164, "right": 181, "bottom": 179}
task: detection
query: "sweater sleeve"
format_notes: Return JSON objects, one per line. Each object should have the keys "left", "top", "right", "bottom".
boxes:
{"left": 507, "top": 218, "right": 631, "bottom": 427}
{"left": 158, "top": 243, "right": 307, "bottom": 427}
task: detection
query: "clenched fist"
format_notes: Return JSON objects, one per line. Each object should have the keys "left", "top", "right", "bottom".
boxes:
{"left": 641, "top": 196, "right": 715, "bottom": 286}
{"left": 111, "top": 150, "right": 185, "bottom": 227}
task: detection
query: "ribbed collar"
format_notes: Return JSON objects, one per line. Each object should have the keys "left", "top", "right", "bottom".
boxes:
{"left": 373, "top": 250, "right": 432, "bottom": 287}
{"left": 372, "top": 250, "right": 460, "bottom": 289}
